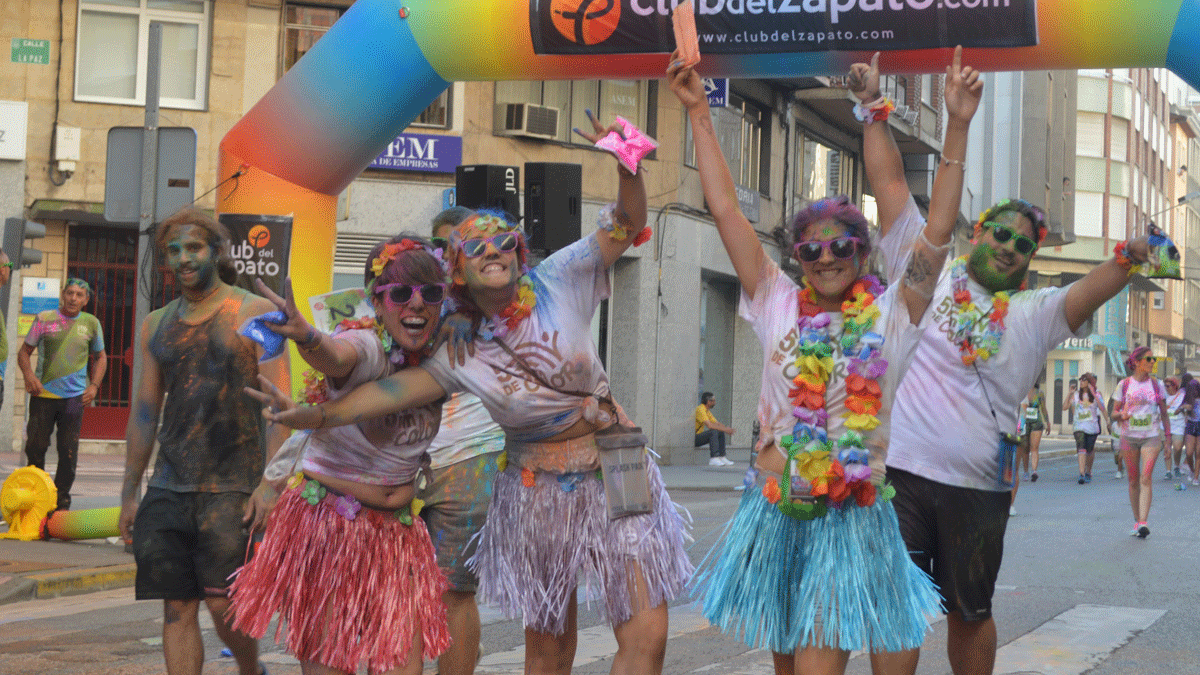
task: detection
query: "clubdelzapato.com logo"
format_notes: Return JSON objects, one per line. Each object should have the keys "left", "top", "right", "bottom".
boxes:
{"left": 550, "top": 0, "right": 621, "bottom": 46}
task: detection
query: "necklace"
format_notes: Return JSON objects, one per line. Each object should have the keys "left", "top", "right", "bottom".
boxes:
{"left": 181, "top": 284, "right": 221, "bottom": 315}
{"left": 948, "top": 256, "right": 1010, "bottom": 365}
{"left": 478, "top": 275, "right": 536, "bottom": 340}
{"left": 765, "top": 275, "right": 892, "bottom": 521}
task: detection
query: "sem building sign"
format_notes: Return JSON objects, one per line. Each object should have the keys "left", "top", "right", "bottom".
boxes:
{"left": 369, "top": 133, "right": 462, "bottom": 173}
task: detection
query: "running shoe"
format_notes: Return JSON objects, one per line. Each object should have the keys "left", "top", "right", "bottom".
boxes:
{"left": 1192, "top": 478, "right": 1199, "bottom": 487}
{"left": 1078, "top": 475, "right": 1086, "bottom": 484}
{"left": 1031, "top": 472, "right": 1038, "bottom": 482}
{"left": 1175, "top": 467, "right": 1183, "bottom": 478}
{"left": 1165, "top": 470, "right": 1175, "bottom": 480}
{"left": 1009, "top": 505, "right": 1017, "bottom": 516}
{"left": 1084, "top": 474, "right": 1092, "bottom": 483}
{"left": 1114, "top": 470, "right": 1124, "bottom": 479}
{"left": 1129, "top": 525, "right": 1140, "bottom": 537}
{"left": 1021, "top": 472, "right": 1030, "bottom": 481}
{"left": 1137, "top": 523, "right": 1150, "bottom": 539}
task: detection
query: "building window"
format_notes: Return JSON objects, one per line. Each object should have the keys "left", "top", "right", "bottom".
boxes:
{"left": 495, "top": 80, "right": 653, "bottom": 144}
{"left": 284, "top": 3, "right": 342, "bottom": 72}
{"left": 411, "top": 90, "right": 451, "bottom": 129}
{"left": 285, "top": 3, "right": 447, "bottom": 126}
{"left": 75, "top": 0, "right": 210, "bottom": 109}
{"left": 683, "top": 91, "right": 770, "bottom": 196}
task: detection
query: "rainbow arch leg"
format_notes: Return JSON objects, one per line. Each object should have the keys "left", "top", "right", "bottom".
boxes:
{"left": 220, "top": 0, "right": 1200, "bottom": 325}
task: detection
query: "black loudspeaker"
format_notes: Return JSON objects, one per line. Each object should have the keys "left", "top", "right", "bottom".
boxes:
{"left": 455, "top": 165, "right": 520, "bottom": 220}
{"left": 524, "top": 162, "right": 582, "bottom": 253}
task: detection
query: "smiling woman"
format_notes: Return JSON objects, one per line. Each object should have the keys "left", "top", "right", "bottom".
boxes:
{"left": 228, "top": 233, "right": 454, "bottom": 675}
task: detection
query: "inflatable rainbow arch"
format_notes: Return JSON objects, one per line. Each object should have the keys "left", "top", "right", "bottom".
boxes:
{"left": 218, "top": 0, "right": 1200, "bottom": 375}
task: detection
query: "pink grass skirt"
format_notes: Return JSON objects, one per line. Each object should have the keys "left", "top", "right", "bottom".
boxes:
{"left": 229, "top": 483, "right": 450, "bottom": 674}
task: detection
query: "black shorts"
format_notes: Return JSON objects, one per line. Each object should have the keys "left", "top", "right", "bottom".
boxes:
{"left": 1074, "top": 431, "right": 1099, "bottom": 452}
{"left": 132, "top": 488, "right": 251, "bottom": 600}
{"left": 1187, "top": 420, "right": 1200, "bottom": 438}
{"left": 889, "top": 468, "right": 1010, "bottom": 621}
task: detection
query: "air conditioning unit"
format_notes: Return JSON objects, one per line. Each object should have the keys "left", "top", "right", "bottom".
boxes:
{"left": 494, "top": 103, "right": 559, "bottom": 140}
{"left": 1187, "top": 343, "right": 1196, "bottom": 359}
{"left": 1152, "top": 291, "right": 1165, "bottom": 310}
{"left": 901, "top": 108, "right": 918, "bottom": 125}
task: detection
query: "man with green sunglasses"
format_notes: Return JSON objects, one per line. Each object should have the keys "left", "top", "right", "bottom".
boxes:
{"left": 853, "top": 49, "right": 1159, "bottom": 675}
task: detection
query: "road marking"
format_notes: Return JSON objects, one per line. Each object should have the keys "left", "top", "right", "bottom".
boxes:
{"left": 0, "top": 588, "right": 134, "bottom": 626}
{"left": 994, "top": 604, "right": 1164, "bottom": 675}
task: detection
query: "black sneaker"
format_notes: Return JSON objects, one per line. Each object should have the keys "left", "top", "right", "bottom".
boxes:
{"left": 1078, "top": 475, "right": 1086, "bottom": 484}
{"left": 1137, "top": 524, "right": 1150, "bottom": 539}
{"left": 1030, "top": 472, "right": 1038, "bottom": 482}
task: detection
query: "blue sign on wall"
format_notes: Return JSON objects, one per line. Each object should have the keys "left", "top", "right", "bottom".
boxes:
{"left": 1091, "top": 287, "right": 1128, "bottom": 350}
{"left": 369, "top": 133, "right": 462, "bottom": 173}
{"left": 705, "top": 78, "right": 728, "bottom": 107}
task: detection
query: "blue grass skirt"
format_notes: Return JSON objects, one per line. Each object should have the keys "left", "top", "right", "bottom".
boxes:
{"left": 693, "top": 471, "right": 941, "bottom": 653}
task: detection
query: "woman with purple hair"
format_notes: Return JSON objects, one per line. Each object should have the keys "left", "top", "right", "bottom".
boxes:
{"left": 1112, "top": 346, "right": 1171, "bottom": 537}
{"left": 669, "top": 48, "right": 981, "bottom": 674}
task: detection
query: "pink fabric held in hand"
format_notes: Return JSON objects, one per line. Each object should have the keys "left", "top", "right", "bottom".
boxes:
{"left": 594, "top": 117, "right": 659, "bottom": 175}
{"left": 673, "top": 0, "right": 701, "bottom": 67}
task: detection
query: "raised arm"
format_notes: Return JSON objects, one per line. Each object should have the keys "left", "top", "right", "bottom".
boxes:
{"left": 668, "top": 52, "right": 766, "bottom": 298}
{"left": 851, "top": 52, "right": 912, "bottom": 236}
{"left": 1063, "top": 236, "right": 1151, "bottom": 332}
{"left": 572, "top": 110, "right": 649, "bottom": 269}
{"left": 1062, "top": 386, "right": 1075, "bottom": 411}
{"left": 897, "top": 46, "right": 982, "bottom": 323}
{"left": 255, "top": 278, "right": 360, "bottom": 381}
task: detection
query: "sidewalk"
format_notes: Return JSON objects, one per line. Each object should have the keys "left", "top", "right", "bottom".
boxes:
{"left": 0, "top": 437, "right": 1083, "bottom": 605}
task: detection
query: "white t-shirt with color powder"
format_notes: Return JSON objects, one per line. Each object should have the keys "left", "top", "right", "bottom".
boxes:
{"left": 300, "top": 328, "right": 443, "bottom": 485}
{"left": 1165, "top": 390, "right": 1186, "bottom": 437}
{"left": 428, "top": 392, "right": 506, "bottom": 469}
{"left": 881, "top": 239, "right": 1086, "bottom": 493}
{"left": 1112, "top": 377, "right": 1168, "bottom": 439}
{"left": 743, "top": 199, "right": 929, "bottom": 482}
{"left": 1071, "top": 391, "right": 1104, "bottom": 436}
{"left": 422, "top": 235, "right": 614, "bottom": 443}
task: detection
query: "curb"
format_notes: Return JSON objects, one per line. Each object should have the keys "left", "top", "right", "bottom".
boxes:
{"left": 0, "top": 564, "right": 138, "bottom": 604}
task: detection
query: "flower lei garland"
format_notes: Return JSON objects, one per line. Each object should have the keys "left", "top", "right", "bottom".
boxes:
{"left": 477, "top": 274, "right": 536, "bottom": 341}
{"left": 762, "top": 276, "right": 893, "bottom": 521}
{"left": 286, "top": 472, "right": 415, "bottom": 524}
{"left": 948, "top": 256, "right": 1010, "bottom": 366}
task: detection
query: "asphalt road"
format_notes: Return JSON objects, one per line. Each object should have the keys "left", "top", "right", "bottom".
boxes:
{"left": 4, "top": 451, "right": 1200, "bottom": 674}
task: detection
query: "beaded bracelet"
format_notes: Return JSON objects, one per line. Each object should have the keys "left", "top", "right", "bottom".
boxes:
{"left": 1113, "top": 240, "right": 1134, "bottom": 272}
{"left": 853, "top": 96, "right": 895, "bottom": 125}
{"left": 299, "top": 328, "right": 323, "bottom": 352}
